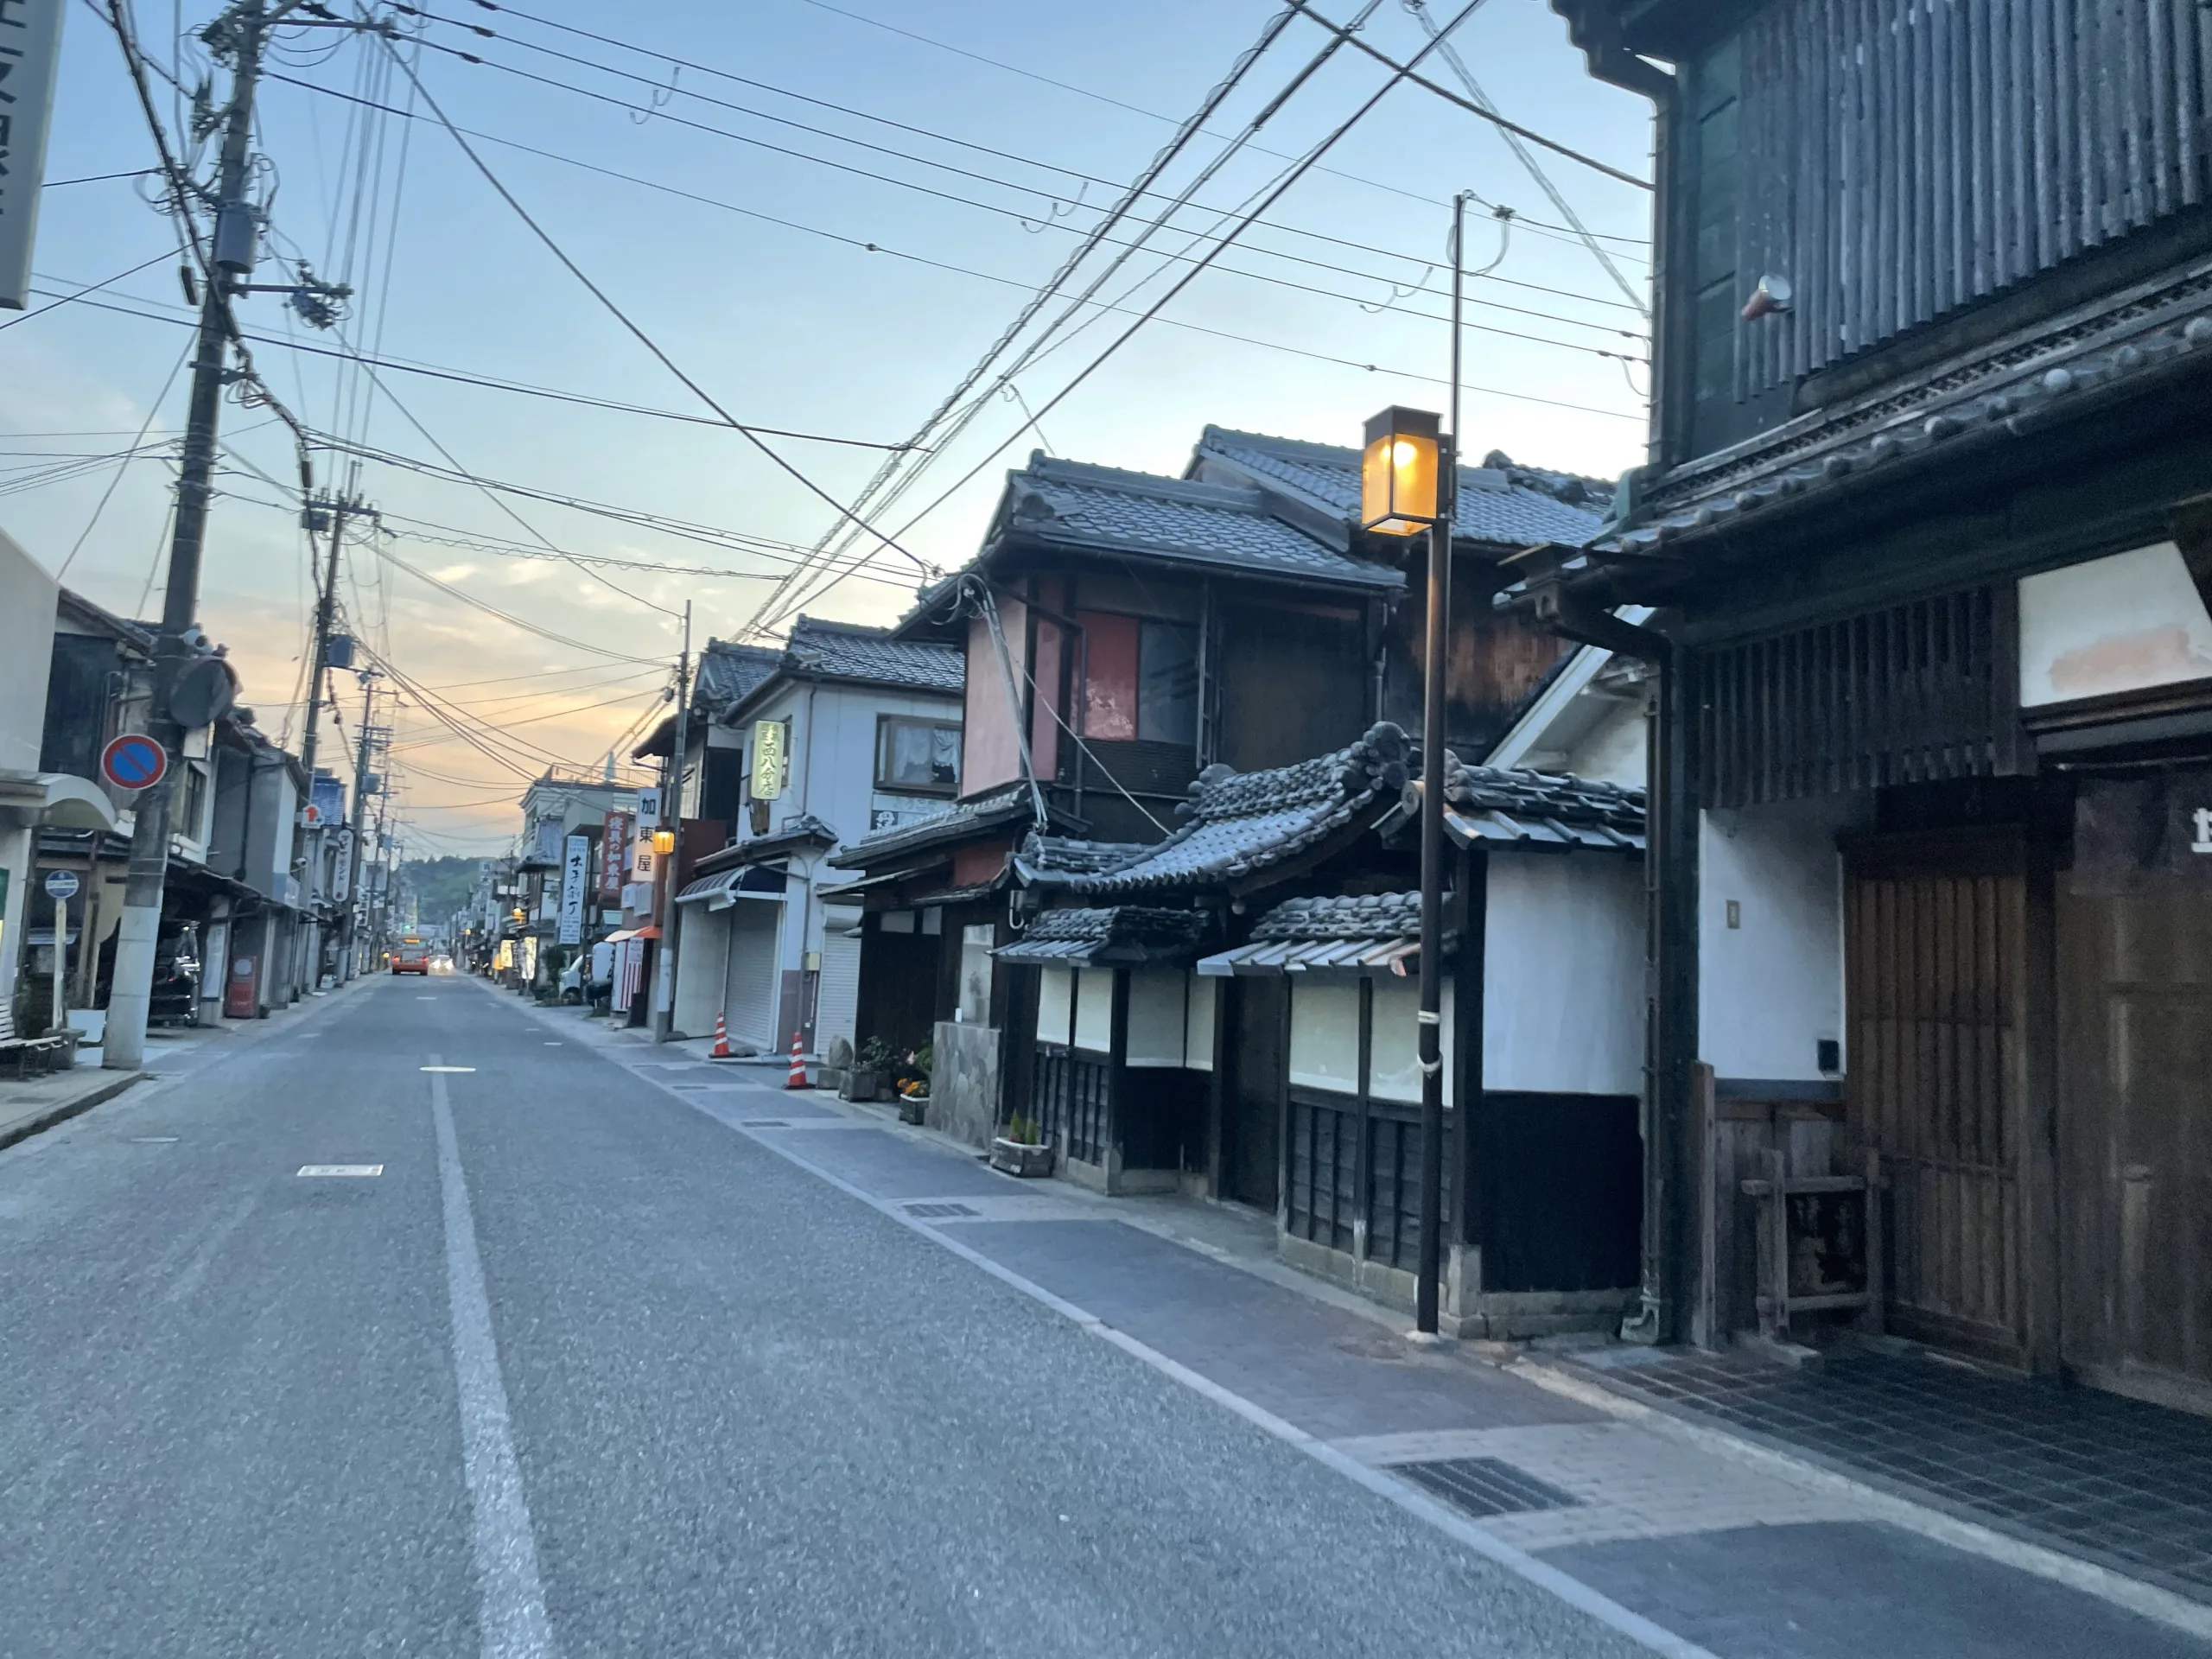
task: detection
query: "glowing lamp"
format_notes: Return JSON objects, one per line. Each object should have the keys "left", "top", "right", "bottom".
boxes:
{"left": 652, "top": 829, "right": 676, "bottom": 855}
{"left": 1359, "top": 405, "right": 1444, "bottom": 536}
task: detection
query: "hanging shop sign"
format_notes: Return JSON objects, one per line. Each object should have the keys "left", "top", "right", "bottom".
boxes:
{"left": 750, "top": 719, "right": 788, "bottom": 803}
{"left": 558, "top": 834, "right": 588, "bottom": 945}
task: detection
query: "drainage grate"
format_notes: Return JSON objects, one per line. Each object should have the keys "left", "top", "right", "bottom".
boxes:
{"left": 741, "top": 1119, "right": 790, "bottom": 1128}
{"left": 905, "top": 1202, "right": 981, "bottom": 1220}
{"left": 1392, "top": 1457, "right": 1580, "bottom": 1520}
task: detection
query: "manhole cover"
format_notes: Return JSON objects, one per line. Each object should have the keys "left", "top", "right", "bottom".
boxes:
{"left": 1393, "top": 1457, "right": 1580, "bottom": 1520}
{"left": 905, "top": 1202, "right": 980, "bottom": 1220}
{"left": 741, "top": 1119, "right": 790, "bottom": 1128}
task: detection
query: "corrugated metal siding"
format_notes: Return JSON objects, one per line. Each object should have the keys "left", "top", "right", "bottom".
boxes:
{"left": 1735, "top": 0, "right": 2212, "bottom": 392}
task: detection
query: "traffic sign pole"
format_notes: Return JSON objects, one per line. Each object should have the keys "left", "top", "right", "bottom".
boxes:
{"left": 43, "top": 868, "right": 79, "bottom": 1039}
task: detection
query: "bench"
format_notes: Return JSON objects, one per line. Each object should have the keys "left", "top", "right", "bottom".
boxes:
{"left": 0, "top": 1004, "right": 69, "bottom": 1078}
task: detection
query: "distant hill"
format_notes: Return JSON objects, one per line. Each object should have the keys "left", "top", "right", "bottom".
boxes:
{"left": 403, "top": 856, "right": 482, "bottom": 924}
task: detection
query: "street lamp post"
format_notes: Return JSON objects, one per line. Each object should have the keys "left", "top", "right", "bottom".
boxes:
{"left": 1358, "top": 199, "right": 1467, "bottom": 1338}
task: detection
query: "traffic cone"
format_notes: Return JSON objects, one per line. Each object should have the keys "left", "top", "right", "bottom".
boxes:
{"left": 709, "top": 1012, "right": 734, "bottom": 1060}
{"left": 785, "top": 1029, "right": 808, "bottom": 1090}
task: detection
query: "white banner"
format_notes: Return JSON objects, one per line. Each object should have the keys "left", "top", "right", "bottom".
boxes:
{"left": 0, "top": 0, "right": 67, "bottom": 310}
{"left": 557, "top": 834, "right": 588, "bottom": 944}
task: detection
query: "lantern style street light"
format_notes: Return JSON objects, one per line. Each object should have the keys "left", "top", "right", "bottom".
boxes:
{"left": 1358, "top": 194, "right": 1470, "bottom": 1340}
{"left": 652, "top": 829, "right": 677, "bottom": 856}
{"left": 1360, "top": 406, "right": 1445, "bottom": 537}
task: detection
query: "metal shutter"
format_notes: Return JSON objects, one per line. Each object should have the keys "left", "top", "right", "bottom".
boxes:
{"left": 814, "top": 913, "right": 861, "bottom": 1058}
{"left": 721, "top": 901, "right": 783, "bottom": 1050}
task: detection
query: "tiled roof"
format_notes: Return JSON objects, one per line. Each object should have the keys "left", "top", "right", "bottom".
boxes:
{"left": 1195, "top": 427, "right": 1610, "bottom": 550}
{"left": 994, "top": 905, "right": 1212, "bottom": 965}
{"left": 1199, "top": 890, "right": 1444, "bottom": 976}
{"left": 694, "top": 813, "right": 838, "bottom": 874}
{"left": 1002, "top": 454, "right": 1402, "bottom": 591}
{"left": 824, "top": 784, "right": 1036, "bottom": 870}
{"left": 1250, "top": 890, "right": 1423, "bottom": 944}
{"left": 1500, "top": 266, "right": 2212, "bottom": 603}
{"left": 1054, "top": 721, "right": 1412, "bottom": 896}
{"left": 1011, "top": 834, "right": 1152, "bottom": 882}
{"left": 696, "top": 639, "right": 783, "bottom": 709}
{"left": 1437, "top": 759, "right": 1646, "bottom": 851}
{"left": 785, "top": 616, "right": 963, "bottom": 694}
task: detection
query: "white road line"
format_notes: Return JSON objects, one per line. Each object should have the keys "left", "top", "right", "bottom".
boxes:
{"left": 635, "top": 1066, "right": 1716, "bottom": 1659}
{"left": 429, "top": 1059, "right": 556, "bottom": 1659}
{"left": 423, "top": 1065, "right": 477, "bottom": 1073}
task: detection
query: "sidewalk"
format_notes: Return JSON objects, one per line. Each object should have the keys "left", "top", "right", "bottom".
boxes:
{"left": 0, "top": 1062, "right": 143, "bottom": 1152}
{"left": 520, "top": 988, "right": 2212, "bottom": 1657}
{"left": 0, "top": 973, "right": 370, "bottom": 1153}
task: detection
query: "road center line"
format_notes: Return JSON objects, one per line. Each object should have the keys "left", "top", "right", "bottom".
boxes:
{"left": 429, "top": 1058, "right": 556, "bottom": 1659}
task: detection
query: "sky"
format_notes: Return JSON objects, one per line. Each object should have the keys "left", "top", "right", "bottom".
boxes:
{"left": 5, "top": 0, "right": 1656, "bottom": 855}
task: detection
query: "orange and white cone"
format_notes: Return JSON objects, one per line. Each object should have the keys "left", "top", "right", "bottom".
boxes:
{"left": 785, "top": 1030, "right": 808, "bottom": 1090}
{"left": 709, "top": 1012, "right": 734, "bottom": 1060}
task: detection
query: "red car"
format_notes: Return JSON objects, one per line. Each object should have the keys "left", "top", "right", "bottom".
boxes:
{"left": 391, "top": 939, "right": 430, "bottom": 976}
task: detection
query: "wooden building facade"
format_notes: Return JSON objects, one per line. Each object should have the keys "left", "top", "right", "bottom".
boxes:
{"left": 1544, "top": 0, "right": 2212, "bottom": 1407}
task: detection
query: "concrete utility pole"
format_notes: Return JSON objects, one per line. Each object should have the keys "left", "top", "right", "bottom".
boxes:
{"left": 650, "top": 603, "right": 692, "bottom": 1042}
{"left": 341, "top": 669, "right": 383, "bottom": 979}
{"left": 106, "top": 0, "right": 286, "bottom": 1071}
{"left": 297, "top": 493, "right": 372, "bottom": 784}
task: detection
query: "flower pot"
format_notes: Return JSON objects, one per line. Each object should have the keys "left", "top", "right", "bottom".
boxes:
{"left": 898, "top": 1092, "right": 929, "bottom": 1126}
{"left": 840, "top": 1069, "right": 882, "bottom": 1103}
{"left": 989, "top": 1137, "right": 1055, "bottom": 1179}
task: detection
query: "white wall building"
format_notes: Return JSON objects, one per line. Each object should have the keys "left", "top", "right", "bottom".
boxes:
{"left": 671, "top": 618, "right": 963, "bottom": 1055}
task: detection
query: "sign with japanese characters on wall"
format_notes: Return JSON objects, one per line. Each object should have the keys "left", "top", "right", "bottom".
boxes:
{"left": 558, "top": 835, "right": 588, "bottom": 945}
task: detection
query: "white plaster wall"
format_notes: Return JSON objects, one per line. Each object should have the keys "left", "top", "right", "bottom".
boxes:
{"left": 1183, "top": 971, "right": 1216, "bottom": 1071}
{"left": 1482, "top": 851, "right": 1645, "bottom": 1095}
{"left": 2018, "top": 542, "right": 2212, "bottom": 706}
{"left": 1073, "top": 968, "right": 1113, "bottom": 1053}
{"left": 1288, "top": 979, "right": 1360, "bottom": 1093}
{"left": 1698, "top": 795, "right": 1862, "bottom": 1083}
{"left": 1126, "top": 968, "right": 1185, "bottom": 1066}
{"left": 1559, "top": 696, "right": 1647, "bottom": 790}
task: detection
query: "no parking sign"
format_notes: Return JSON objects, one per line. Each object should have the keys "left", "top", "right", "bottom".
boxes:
{"left": 99, "top": 733, "right": 168, "bottom": 792}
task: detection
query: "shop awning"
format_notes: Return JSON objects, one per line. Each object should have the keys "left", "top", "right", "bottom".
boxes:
{"left": 603, "top": 925, "right": 661, "bottom": 943}
{"left": 676, "top": 867, "right": 788, "bottom": 906}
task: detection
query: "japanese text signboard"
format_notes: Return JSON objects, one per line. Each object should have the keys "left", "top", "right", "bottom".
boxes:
{"left": 599, "top": 812, "right": 629, "bottom": 900}
{"left": 558, "top": 835, "right": 588, "bottom": 945}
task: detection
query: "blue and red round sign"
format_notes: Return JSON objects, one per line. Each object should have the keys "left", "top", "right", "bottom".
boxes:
{"left": 100, "top": 733, "right": 168, "bottom": 792}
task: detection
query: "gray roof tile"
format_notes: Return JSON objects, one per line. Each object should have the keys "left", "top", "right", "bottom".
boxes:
{"left": 1054, "top": 721, "right": 1413, "bottom": 896}
{"left": 825, "top": 785, "right": 1036, "bottom": 869}
{"left": 1196, "top": 427, "right": 1609, "bottom": 550}
{"left": 1249, "top": 890, "right": 1424, "bottom": 945}
{"left": 696, "top": 640, "right": 782, "bottom": 709}
{"left": 1007, "top": 455, "right": 1402, "bottom": 591}
{"left": 785, "top": 616, "right": 963, "bottom": 694}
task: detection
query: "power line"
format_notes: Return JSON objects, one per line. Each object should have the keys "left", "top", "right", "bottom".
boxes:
{"left": 373, "top": 29, "right": 942, "bottom": 581}
{"left": 405, "top": 3, "right": 1647, "bottom": 283}
{"left": 356, "top": 46, "right": 1648, "bottom": 353}
{"left": 777, "top": 0, "right": 1650, "bottom": 245}
{"left": 0, "top": 249, "right": 175, "bottom": 333}
{"left": 21, "top": 280, "right": 928, "bottom": 443}
{"left": 859, "top": 0, "right": 1497, "bottom": 590}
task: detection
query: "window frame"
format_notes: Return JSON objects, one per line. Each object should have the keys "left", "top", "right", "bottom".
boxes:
{"left": 874, "top": 714, "right": 963, "bottom": 798}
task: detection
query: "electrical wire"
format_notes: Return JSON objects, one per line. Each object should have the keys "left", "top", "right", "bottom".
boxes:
{"left": 779, "top": 0, "right": 1649, "bottom": 245}
{"left": 327, "top": 50, "right": 1647, "bottom": 352}
{"left": 0, "top": 249, "right": 175, "bottom": 333}
{"left": 373, "top": 29, "right": 941, "bottom": 582}
{"left": 55, "top": 335, "right": 194, "bottom": 578}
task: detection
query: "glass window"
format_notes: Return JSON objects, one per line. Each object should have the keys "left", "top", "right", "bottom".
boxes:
{"left": 1287, "top": 979, "right": 1360, "bottom": 1094}
{"left": 1139, "top": 622, "right": 1199, "bottom": 747}
{"left": 876, "top": 717, "right": 962, "bottom": 794}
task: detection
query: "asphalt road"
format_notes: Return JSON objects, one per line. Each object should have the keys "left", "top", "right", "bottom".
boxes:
{"left": 0, "top": 973, "right": 1650, "bottom": 1658}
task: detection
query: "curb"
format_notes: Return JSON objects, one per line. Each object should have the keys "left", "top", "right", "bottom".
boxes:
{"left": 0, "top": 1071, "right": 148, "bottom": 1153}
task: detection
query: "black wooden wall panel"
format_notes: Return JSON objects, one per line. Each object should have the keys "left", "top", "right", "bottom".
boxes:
{"left": 1726, "top": 0, "right": 2212, "bottom": 392}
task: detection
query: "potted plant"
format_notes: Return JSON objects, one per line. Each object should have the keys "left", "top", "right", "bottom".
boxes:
{"left": 842, "top": 1036, "right": 894, "bottom": 1103}
{"left": 894, "top": 1043, "right": 932, "bottom": 1124}
{"left": 990, "top": 1112, "right": 1054, "bottom": 1179}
